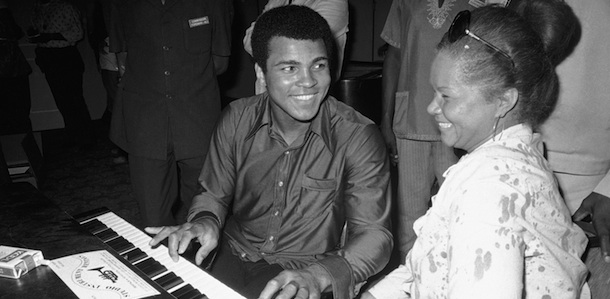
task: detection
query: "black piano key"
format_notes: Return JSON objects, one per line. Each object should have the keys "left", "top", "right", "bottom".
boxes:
{"left": 82, "top": 219, "right": 108, "bottom": 234}
{"left": 123, "top": 248, "right": 147, "bottom": 263}
{"left": 73, "top": 207, "right": 112, "bottom": 223}
{"left": 106, "top": 236, "right": 127, "bottom": 247}
{"left": 140, "top": 261, "right": 167, "bottom": 278}
{"left": 177, "top": 288, "right": 205, "bottom": 299}
{"left": 172, "top": 284, "right": 196, "bottom": 298}
{"left": 155, "top": 272, "right": 184, "bottom": 290}
{"left": 95, "top": 228, "right": 119, "bottom": 242}
{"left": 107, "top": 237, "right": 135, "bottom": 253}
{"left": 135, "top": 257, "right": 156, "bottom": 270}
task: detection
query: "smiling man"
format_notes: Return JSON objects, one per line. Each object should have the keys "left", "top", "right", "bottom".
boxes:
{"left": 146, "top": 5, "right": 393, "bottom": 299}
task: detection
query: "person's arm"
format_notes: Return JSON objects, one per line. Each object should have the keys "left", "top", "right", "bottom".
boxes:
{"left": 378, "top": 0, "right": 402, "bottom": 166}
{"left": 381, "top": 44, "right": 400, "bottom": 165}
{"left": 116, "top": 51, "right": 127, "bottom": 77}
{"left": 186, "top": 104, "right": 237, "bottom": 238}
{"left": 242, "top": 21, "right": 255, "bottom": 56}
{"left": 107, "top": 0, "right": 127, "bottom": 77}
{"left": 334, "top": 124, "right": 394, "bottom": 291}
{"left": 243, "top": 0, "right": 280, "bottom": 56}
{"left": 212, "top": 0, "right": 232, "bottom": 75}
{"left": 213, "top": 55, "right": 229, "bottom": 75}
{"left": 311, "top": 0, "right": 349, "bottom": 39}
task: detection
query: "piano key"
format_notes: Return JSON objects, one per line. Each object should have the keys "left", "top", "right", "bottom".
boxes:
{"left": 82, "top": 219, "right": 107, "bottom": 234}
{"left": 172, "top": 284, "right": 196, "bottom": 298}
{"left": 135, "top": 257, "right": 156, "bottom": 270}
{"left": 107, "top": 237, "right": 135, "bottom": 253}
{"left": 78, "top": 210, "right": 245, "bottom": 299}
{"left": 178, "top": 288, "right": 206, "bottom": 299}
{"left": 123, "top": 248, "right": 147, "bottom": 263}
{"left": 140, "top": 261, "right": 167, "bottom": 278}
{"left": 165, "top": 267, "right": 204, "bottom": 292}
{"left": 155, "top": 272, "right": 184, "bottom": 290}
{"left": 95, "top": 228, "right": 119, "bottom": 242}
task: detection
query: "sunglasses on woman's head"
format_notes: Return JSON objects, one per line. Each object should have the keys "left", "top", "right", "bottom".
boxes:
{"left": 448, "top": 10, "right": 515, "bottom": 68}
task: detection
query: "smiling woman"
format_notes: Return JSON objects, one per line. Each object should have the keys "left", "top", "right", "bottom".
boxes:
{"left": 362, "top": 1, "right": 589, "bottom": 299}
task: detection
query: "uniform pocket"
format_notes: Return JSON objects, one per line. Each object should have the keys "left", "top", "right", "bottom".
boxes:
{"left": 183, "top": 15, "right": 212, "bottom": 54}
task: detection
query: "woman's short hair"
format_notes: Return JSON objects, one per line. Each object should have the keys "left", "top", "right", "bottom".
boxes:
{"left": 437, "top": 0, "right": 578, "bottom": 130}
{"left": 251, "top": 5, "right": 335, "bottom": 74}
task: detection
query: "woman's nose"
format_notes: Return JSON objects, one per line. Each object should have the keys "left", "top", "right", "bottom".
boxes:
{"left": 427, "top": 98, "right": 440, "bottom": 115}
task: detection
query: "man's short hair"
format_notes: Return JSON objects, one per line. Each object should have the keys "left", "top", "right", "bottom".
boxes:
{"left": 251, "top": 5, "right": 335, "bottom": 74}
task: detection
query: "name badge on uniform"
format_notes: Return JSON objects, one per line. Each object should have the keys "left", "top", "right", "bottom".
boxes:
{"left": 189, "top": 16, "right": 209, "bottom": 28}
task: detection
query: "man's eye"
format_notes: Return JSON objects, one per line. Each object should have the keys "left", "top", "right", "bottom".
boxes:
{"left": 282, "top": 66, "right": 296, "bottom": 72}
{"left": 313, "top": 63, "right": 327, "bottom": 70}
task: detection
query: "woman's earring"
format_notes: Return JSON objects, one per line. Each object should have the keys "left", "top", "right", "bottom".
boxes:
{"left": 492, "top": 116, "right": 500, "bottom": 141}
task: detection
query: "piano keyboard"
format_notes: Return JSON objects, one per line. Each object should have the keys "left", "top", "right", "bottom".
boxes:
{"left": 75, "top": 208, "right": 246, "bottom": 299}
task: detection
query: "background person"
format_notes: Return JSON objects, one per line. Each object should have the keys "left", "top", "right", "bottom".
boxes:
{"left": 363, "top": 2, "right": 588, "bottom": 298}
{"left": 108, "top": 0, "right": 233, "bottom": 227}
{"left": 146, "top": 6, "right": 393, "bottom": 299}
{"left": 379, "top": 0, "right": 479, "bottom": 259}
{"left": 29, "top": 0, "right": 96, "bottom": 150}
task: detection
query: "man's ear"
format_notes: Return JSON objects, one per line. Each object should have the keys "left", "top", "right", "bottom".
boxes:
{"left": 496, "top": 87, "right": 519, "bottom": 118}
{"left": 254, "top": 63, "right": 266, "bottom": 87}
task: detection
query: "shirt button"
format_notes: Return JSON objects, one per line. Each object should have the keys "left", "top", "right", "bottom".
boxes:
{"left": 165, "top": 94, "right": 172, "bottom": 99}
{"left": 273, "top": 211, "right": 279, "bottom": 216}
{"left": 269, "top": 236, "right": 274, "bottom": 241}
{"left": 261, "top": 252, "right": 266, "bottom": 255}
{"left": 164, "top": 70, "right": 170, "bottom": 75}
{"left": 240, "top": 253, "right": 246, "bottom": 258}
{"left": 284, "top": 151, "right": 289, "bottom": 155}
{"left": 278, "top": 181, "right": 283, "bottom": 187}
{"left": 162, "top": 46, "right": 170, "bottom": 51}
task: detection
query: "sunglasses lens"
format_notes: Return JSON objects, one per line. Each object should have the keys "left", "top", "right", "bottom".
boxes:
{"left": 449, "top": 11, "right": 470, "bottom": 43}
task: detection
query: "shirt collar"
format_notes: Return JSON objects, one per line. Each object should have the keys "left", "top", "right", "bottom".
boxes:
{"left": 245, "top": 93, "right": 335, "bottom": 152}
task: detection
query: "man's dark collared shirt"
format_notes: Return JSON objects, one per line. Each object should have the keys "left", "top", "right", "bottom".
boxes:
{"left": 189, "top": 93, "right": 393, "bottom": 298}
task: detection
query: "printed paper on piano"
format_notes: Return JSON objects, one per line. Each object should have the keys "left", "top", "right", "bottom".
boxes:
{"left": 49, "top": 250, "right": 159, "bottom": 299}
